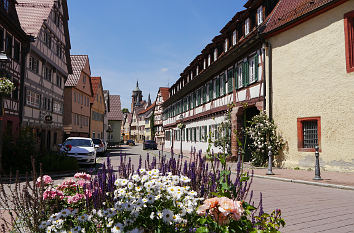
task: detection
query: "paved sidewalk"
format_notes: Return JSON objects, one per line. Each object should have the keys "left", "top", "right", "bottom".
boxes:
{"left": 157, "top": 146, "right": 354, "bottom": 189}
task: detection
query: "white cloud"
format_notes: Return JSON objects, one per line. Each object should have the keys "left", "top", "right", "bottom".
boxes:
{"left": 161, "top": 68, "right": 168, "bottom": 72}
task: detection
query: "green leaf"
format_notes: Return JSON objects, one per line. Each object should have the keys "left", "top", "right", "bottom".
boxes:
{"left": 198, "top": 218, "right": 207, "bottom": 225}
{"left": 196, "top": 227, "right": 209, "bottom": 233}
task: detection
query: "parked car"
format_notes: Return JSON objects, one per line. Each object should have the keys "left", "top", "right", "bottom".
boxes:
{"left": 102, "top": 140, "right": 108, "bottom": 152}
{"left": 143, "top": 140, "right": 157, "bottom": 150}
{"left": 59, "top": 137, "right": 97, "bottom": 165}
{"left": 126, "top": 140, "right": 135, "bottom": 146}
{"left": 92, "top": 138, "right": 106, "bottom": 155}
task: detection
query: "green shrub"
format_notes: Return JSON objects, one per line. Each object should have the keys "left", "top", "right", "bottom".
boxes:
{"left": 39, "top": 153, "right": 78, "bottom": 172}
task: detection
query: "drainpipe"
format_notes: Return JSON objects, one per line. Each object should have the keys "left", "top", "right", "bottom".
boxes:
{"left": 265, "top": 41, "right": 273, "bottom": 121}
{"left": 262, "top": 44, "right": 267, "bottom": 113}
{"left": 19, "top": 44, "right": 30, "bottom": 128}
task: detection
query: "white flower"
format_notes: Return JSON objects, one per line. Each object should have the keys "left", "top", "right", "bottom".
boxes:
{"left": 172, "top": 214, "right": 182, "bottom": 223}
{"left": 162, "top": 209, "right": 174, "bottom": 224}
{"left": 127, "top": 182, "right": 134, "bottom": 190}
{"left": 77, "top": 214, "right": 88, "bottom": 222}
{"left": 60, "top": 208, "right": 71, "bottom": 218}
{"left": 139, "top": 168, "right": 146, "bottom": 174}
{"left": 152, "top": 169, "right": 159, "bottom": 175}
{"left": 135, "top": 186, "right": 142, "bottom": 192}
{"left": 180, "top": 176, "right": 191, "bottom": 183}
{"left": 189, "top": 191, "right": 197, "bottom": 196}
{"left": 157, "top": 211, "right": 163, "bottom": 219}
{"left": 132, "top": 174, "right": 140, "bottom": 182}
{"left": 111, "top": 223, "right": 123, "bottom": 233}
{"left": 150, "top": 212, "right": 155, "bottom": 219}
{"left": 141, "top": 175, "right": 149, "bottom": 183}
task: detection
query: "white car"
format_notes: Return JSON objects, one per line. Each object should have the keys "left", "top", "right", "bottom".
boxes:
{"left": 59, "top": 137, "right": 97, "bottom": 165}
{"left": 92, "top": 138, "right": 105, "bottom": 154}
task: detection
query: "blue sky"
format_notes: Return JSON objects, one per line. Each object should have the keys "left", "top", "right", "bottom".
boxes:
{"left": 67, "top": 1, "right": 245, "bottom": 110}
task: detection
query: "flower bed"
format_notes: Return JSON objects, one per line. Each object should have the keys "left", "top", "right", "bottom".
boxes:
{"left": 1, "top": 152, "right": 285, "bottom": 233}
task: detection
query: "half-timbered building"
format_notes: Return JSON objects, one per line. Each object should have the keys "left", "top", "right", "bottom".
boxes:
{"left": 162, "top": 0, "right": 279, "bottom": 157}
{"left": 0, "top": 0, "right": 30, "bottom": 136}
{"left": 153, "top": 87, "right": 169, "bottom": 145}
{"left": 16, "top": 0, "right": 72, "bottom": 151}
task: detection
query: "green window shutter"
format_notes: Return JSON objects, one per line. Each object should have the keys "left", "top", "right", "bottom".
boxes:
{"left": 228, "top": 70, "right": 233, "bottom": 94}
{"left": 197, "top": 89, "right": 201, "bottom": 106}
{"left": 209, "top": 82, "right": 213, "bottom": 100}
{"left": 193, "top": 92, "right": 196, "bottom": 108}
{"left": 242, "top": 63, "right": 245, "bottom": 87}
{"left": 245, "top": 61, "right": 249, "bottom": 86}
{"left": 188, "top": 96, "right": 191, "bottom": 110}
{"left": 216, "top": 78, "right": 220, "bottom": 98}
{"left": 223, "top": 74, "right": 226, "bottom": 95}
{"left": 234, "top": 67, "right": 238, "bottom": 90}
{"left": 255, "top": 55, "right": 258, "bottom": 82}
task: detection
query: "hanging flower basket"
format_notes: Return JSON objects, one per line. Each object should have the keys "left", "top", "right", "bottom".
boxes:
{"left": 0, "top": 77, "right": 15, "bottom": 95}
{"left": 177, "top": 123, "right": 185, "bottom": 129}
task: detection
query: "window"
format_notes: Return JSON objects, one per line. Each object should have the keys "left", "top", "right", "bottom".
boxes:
{"left": 29, "top": 56, "right": 39, "bottom": 73}
{"left": 224, "top": 38, "right": 228, "bottom": 53}
{"left": 213, "top": 48, "right": 218, "bottom": 61}
{"left": 227, "top": 69, "right": 233, "bottom": 94}
{"left": 43, "top": 30, "right": 52, "bottom": 48}
{"left": 297, "top": 117, "right": 321, "bottom": 152}
{"left": 245, "top": 18, "right": 250, "bottom": 35}
{"left": 74, "top": 92, "right": 76, "bottom": 102}
{"left": 43, "top": 66, "right": 52, "bottom": 82}
{"left": 83, "top": 75, "right": 86, "bottom": 84}
{"left": 56, "top": 43, "right": 62, "bottom": 58}
{"left": 5, "top": 33, "right": 12, "bottom": 57}
{"left": 53, "top": 101, "right": 62, "bottom": 113}
{"left": 249, "top": 56, "right": 256, "bottom": 83}
{"left": 257, "top": 6, "right": 264, "bottom": 25}
{"left": 344, "top": 10, "right": 354, "bottom": 73}
{"left": 26, "top": 90, "right": 40, "bottom": 107}
{"left": 237, "top": 64, "right": 243, "bottom": 89}
{"left": 0, "top": 27, "right": 4, "bottom": 51}
{"left": 3, "top": 0, "right": 9, "bottom": 12}
{"left": 232, "top": 30, "right": 237, "bottom": 46}
{"left": 14, "top": 40, "right": 20, "bottom": 62}
{"left": 207, "top": 54, "right": 211, "bottom": 66}
{"left": 56, "top": 74, "right": 62, "bottom": 87}
{"left": 54, "top": 11, "right": 61, "bottom": 27}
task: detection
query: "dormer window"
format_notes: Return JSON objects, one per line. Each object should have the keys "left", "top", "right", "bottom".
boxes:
{"left": 245, "top": 18, "right": 250, "bottom": 35}
{"left": 203, "top": 59, "right": 207, "bottom": 69}
{"left": 257, "top": 6, "right": 264, "bottom": 25}
{"left": 213, "top": 48, "right": 218, "bottom": 61}
{"left": 232, "top": 30, "right": 237, "bottom": 46}
{"left": 190, "top": 71, "right": 193, "bottom": 80}
{"left": 196, "top": 66, "right": 199, "bottom": 76}
{"left": 207, "top": 55, "right": 211, "bottom": 66}
{"left": 224, "top": 38, "right": 229, "bottom": 53}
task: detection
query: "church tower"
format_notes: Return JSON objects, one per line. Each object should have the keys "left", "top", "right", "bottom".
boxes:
{"left": 131, "top": 81, "right": 143, "bottom": 112}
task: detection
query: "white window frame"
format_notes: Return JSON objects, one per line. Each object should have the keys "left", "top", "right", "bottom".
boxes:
{"left": 232, "top": 30, "right": 237, "bottom": 45}
{"left": 214, "top": 48, "right": 218, "bottom": 61}
{"left": 245, "top": 18, "right": 250, "bottom": 35}
{"left": 26, "top": 90, "right": 40, "bottom": 108}
{"left": 257, "top": 6, "right": 263, "bottom": 25}
{"left": 224, "top": 38, "right": 228, "bottom": 52}
{"left": 238, "top": 64, "right": 243, "bottom": 88}
{"left": 207, "top": 55, "right": 211, "bottom": 66}
{"left": 249, "top": 56, "right": 256, "bottom": 83}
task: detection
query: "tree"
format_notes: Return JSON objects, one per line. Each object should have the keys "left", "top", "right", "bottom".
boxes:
{"left": 122, "top": 108, "right": 130, "bottom": 114}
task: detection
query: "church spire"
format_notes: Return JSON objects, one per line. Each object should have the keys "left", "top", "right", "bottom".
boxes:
{"left": 148, "top": 93, "right": 151, "bottom": 106}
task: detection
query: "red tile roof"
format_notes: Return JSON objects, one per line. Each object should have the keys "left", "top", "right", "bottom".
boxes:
{"left": 90, "top": 77, "right": 102, "bottom": 103}
{"left": 138, "top": 102, "right": 156, "bottom": 115}
{"left": 263, "top": 0, "right": 338, "bottom": 34}
{"left": 108, "top": 95, "right": 123, "bottom": 121}
{"left": 159, "top": 87, "right": 169, "bottom": 102}
{"left": 16, "top": 0, "right": 55, "bottom": 36}
{"left": 65, "top": 55, "right": 89, "bottom": 86}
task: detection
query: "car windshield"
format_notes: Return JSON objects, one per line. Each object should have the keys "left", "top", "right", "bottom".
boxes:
{"left": 64, "top": 139, "right": 92, "bottom": 147}
{"left": 92, "top": 139, "right": 102, "bottom": 144}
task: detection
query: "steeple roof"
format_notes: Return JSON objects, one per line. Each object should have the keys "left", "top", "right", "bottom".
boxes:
{"left": 133, "top": 81, "right": 141, "bottom": 92}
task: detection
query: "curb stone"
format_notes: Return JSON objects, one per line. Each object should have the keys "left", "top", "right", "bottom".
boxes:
{"left": 251, "top": 174, "right": 354, "bottom": 191}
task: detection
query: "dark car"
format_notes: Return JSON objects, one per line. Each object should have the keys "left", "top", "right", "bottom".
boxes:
{"left": 143, "top": 140, "right": 157, "bottom": 150}
{"left": 126, "top": 139, "right": 135, "bottom": 146}
{"left": 92, "top": 138, "right": 106, "bottom": 155}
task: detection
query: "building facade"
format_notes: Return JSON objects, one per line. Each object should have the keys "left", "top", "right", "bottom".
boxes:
{"left": 103, "top": 90, "right": 110, "bottom": 142}
{"left": 262, "top": 0, "right": 354, "bottom": 171}
{"left": 17, "top": 0, "right": 72, "bottom": 151}
{"left": 162, "top": 0, "right": 278, "bottom": 157}
{"left": 0, "top": 0, "right": 30, "bottom": 137}
{"left": 63, "top": 55, "right": 92, "bottom": 138}
{"left": 107, "top": 95, "right": 123, "bottom": 145}
{"left": 90, "top": 76, "right": 105, "bottom": 139}
{"left": 141, "top": 102, "right": 155, "bottom": 141}
{"left": 153, "top": 87, "right": 169, "bottom": 145}
{"left": 121, "top": 112, "right": 132, "bottom": 142}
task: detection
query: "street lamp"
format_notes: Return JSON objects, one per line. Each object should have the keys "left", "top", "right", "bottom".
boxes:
{"left": 0, "top": 51, "right": 10, "bottom": 173}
